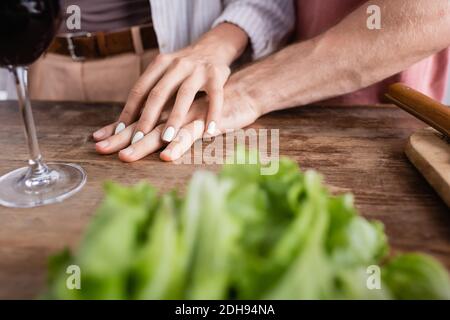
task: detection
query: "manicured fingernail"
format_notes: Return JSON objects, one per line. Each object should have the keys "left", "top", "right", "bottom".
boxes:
{"left": 207, "top": 121, "right": 216, "bottom": 135}
{"left": 162, "top": 126, "right": 175, "bottom": 142}
{"left": 93, "top": 129, "right": 105, "bottom": 139}
{"left": 120, "top": 147, "right": 134, "bottom": 156}
{"left": 115, "top": 122, "right": 126, "bottom": 135}
{"left": 131, "top": 131, "right": 144, "bottom": 144}
{"left": 96, "top": 140, "right": 109, "bottom": 148}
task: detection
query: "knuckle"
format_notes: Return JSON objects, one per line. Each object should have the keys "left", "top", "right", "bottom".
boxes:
{"left": 173, "top": 57, "right": 190, "bottom": 69}
{"left": 155, "top": 53, "right": 170, "bottom": 64}
{"left": 129, "top": 86, "right": 146, "bottom": 98}
{"left": 194, "top": 64, "right": 208, "bottom": 74}
{"left": 207, "top": 64, "right": 229, "bottom": 77}
{"left": 207, "top": 84, "right": 223, "bottom": 96}
{"left": 177, "top": 85, "right": 196, "bottom": 98}
{"left": 169, "top": 110, "right": 184, "bottom": 121}
{"left": 192, "top": 65, "right": 204, "bottom": 76}
{"left": 148, "top": 87, "right": 166, "bottom": 101}
{"left": 208, "top": 66, "right": 231, "bottom": 83}
{"left": 206, "top": 63, "right": 219, "bottom": 73}
{"left": 206, "top": 63, "right": 220, "bottom": 77}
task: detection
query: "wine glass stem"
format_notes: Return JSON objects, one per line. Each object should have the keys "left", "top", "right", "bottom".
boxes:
{"left": 11, "top": 66, "right": 48, "bottom": 176}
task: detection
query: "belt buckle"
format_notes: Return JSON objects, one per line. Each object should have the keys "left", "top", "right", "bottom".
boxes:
{"left": 64, "top": 32, "right": 92, "bottom": 61}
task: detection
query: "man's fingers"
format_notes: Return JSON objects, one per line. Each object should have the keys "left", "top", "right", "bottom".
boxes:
{"left": 132, "top": 64, "right": 192, "bottom": 143}
{"left": 93, "top": 122, "right": 117, "bottom": 141}
{"left": 161, "top": 72, "right": 205, "bottom": 142}
{"left": 118, "top": 124, "right": 165, "bottom": 162}
{"left": 160, "top": 120, "right": 205, "bottom": 162}
{"left": 95, "top": 122, "right": 137, "bottom": 154}
{"left": 115, "top": 54, "right": 173, "bottom": 130}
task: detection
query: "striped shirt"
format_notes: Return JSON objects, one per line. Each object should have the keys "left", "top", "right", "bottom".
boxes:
{"left": 151, "top": 0, "right": 295, "bottom": 59}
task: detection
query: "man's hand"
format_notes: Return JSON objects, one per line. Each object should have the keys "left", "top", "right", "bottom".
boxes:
{"left": 212, "top": 0, "right": 450, "bottom": 115}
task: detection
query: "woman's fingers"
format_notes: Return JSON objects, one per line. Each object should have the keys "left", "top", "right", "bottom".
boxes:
{"left": 205, "top": 65, "right": 230, "bottom": 136}
{"left": 160, "top": 120, "right": 205, "bottom": 162}
{"left": 118, "top": 124, "right": 165, "bottom": 162}
{"left": 161, "top": 72, "right": 205, "bottom": 142}
{"left": 161, "top": 64, "right": 230, "bottom": 142}
{"left": 114, "top": 54, "right": 173, "bottom": 134}
{"left": 93, "top": 122, "right": 118, "bottom": 142}
{"left": 131, "top": 60, "right": 194, "bottom": 144}
{"left": 96, "top": 98, "right": 204, "bottom": 161}
{"left": 205, "top": 85, "right": 224, "bottom": 136}
{"left": 95, "top": 122, "right": 137, "bottom": 154}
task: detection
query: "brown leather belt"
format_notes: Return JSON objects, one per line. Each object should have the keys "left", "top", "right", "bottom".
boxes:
{"left": 47, "top": 24, "right": 158, "bottom": 61}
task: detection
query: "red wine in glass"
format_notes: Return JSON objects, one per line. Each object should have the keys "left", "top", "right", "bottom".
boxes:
{"left": 0, "top": 0, "right": 86, "bottom": 208}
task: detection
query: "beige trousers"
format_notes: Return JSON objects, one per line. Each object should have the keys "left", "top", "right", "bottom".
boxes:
{"left": 28, "top": 49, "right": 159, "bottom": 103}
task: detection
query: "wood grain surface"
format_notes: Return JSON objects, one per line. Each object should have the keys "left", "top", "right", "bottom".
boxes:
{"left": 0, "top": 100, "right": 449, "bottom": 299}
{"left": 405, "top": 128, "right": 450, "bottom": 208}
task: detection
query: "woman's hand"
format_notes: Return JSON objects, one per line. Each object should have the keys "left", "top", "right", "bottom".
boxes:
{"left": 93, "top": 23, "right": 248, "bottom": 144}
{"left": 94, "top": 87, "right": 262, "bottom": 162}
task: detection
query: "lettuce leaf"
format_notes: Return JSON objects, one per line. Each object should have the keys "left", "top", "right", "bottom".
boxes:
{"left": 45, "top": 155, "right": 450, "bottom": 300}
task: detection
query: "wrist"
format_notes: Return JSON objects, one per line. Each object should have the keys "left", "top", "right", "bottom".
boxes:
{"left": 226, "top": 38, "right": 327, "bottom": 116}
{"left": 225, "top": 60, "right": 280, "bottom": 117}
{"left": 224, "top": 75, "right": 264, "bottom": 119}
{"left": 193, "top": 22, "right": 249, "bottom": 65}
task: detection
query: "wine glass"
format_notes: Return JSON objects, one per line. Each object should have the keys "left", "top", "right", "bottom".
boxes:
{"left": 0, "top": 0, "right": 86, "bottom": 208}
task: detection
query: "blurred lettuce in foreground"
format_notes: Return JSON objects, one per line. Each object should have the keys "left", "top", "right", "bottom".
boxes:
{"left": 45, "top": 155, "right": 450, "bottom": 300}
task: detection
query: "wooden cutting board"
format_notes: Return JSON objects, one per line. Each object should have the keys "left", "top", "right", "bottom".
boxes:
{"left": 405, "top": 127, "right": 450, "bottom": 208}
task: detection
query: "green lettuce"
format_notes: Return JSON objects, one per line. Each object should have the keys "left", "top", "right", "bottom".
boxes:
{"left": 45, "top": 156, "right": 450, "bottom": 300}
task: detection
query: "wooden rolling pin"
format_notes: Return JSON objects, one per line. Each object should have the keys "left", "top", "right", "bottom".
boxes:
{"left": 386, "top": 83, "right": 450, "bottom": 208}
{"left": 386, "top": 83, "right": 450, "bottom": 138}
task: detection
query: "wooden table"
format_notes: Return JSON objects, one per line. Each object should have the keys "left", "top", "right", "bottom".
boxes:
{"left": 0, "top": 101, "right": 449, "bottom": 299}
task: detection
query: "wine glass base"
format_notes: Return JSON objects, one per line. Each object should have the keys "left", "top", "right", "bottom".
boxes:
{"left": 0, "top": 163, "right": 86, "bottom": 208}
